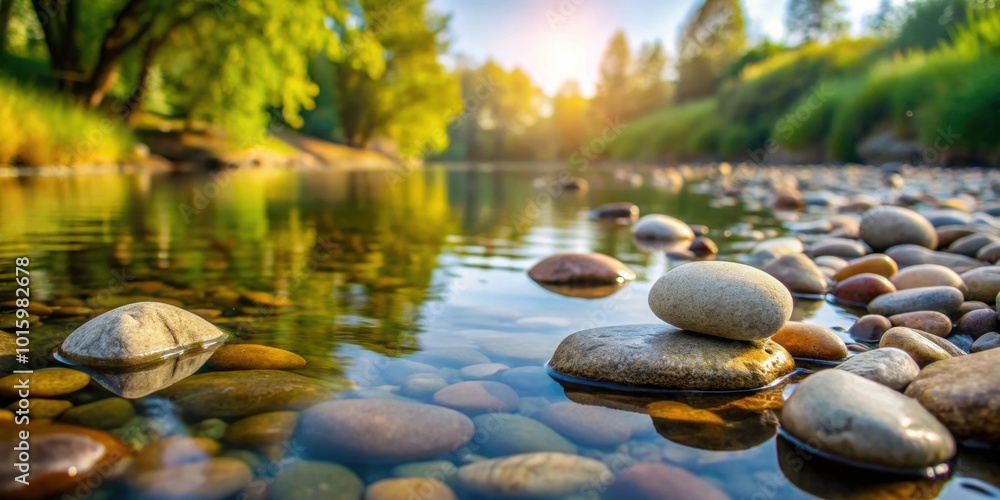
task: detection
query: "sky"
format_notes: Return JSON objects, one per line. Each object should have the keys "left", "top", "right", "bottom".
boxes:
{"left": 430, "top": 0, "right": 903, "bottom": 96}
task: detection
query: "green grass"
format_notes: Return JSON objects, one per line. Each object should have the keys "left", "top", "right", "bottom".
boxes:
{"left": 0, "top": 78, "right": 135, "bottom": 167}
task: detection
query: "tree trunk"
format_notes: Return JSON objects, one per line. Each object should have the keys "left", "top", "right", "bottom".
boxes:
{"left": 0, "top": 0, "right": 14, "bottom": 52}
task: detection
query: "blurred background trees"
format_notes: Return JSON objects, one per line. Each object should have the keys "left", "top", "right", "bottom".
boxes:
{"left": 1, "top": 0, "right": 998, "bottom": 167}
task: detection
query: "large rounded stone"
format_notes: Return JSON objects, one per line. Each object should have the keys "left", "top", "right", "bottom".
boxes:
{"left": 807, "top": 238, "right": 868, "bottom": 259}
{"left": 0, "top": 422, "right": 130, "bottom": 499}
{"left": 535, "top": 402, "right": 634, "bottom": 448}
{"left": 456, "top": 452, "right": 612, "bottom": 498}
{"left": 607, "top": 463, "right": 728, "bottom": 500}
{"left": 0, "top": 368, "right": 90, "bottom": 398}
{"left": 781, "top": 370, "right": 955, "bottom": 471}
{"left": 549, "top": 324, "right": 795, "bottom": 391}
{"left": 961, "top": 267, "right": 1000, "bottom": 303}
{"left": 432, "top": 381, "right": 520, "bottom": 415}
{"left": 831, "top": 274, "right": 895, "bottom": 305}
{"left": 295, "top": 399, "right": 474, "bottom": 463}
{"left": 648, "top": 261, "right": 792, "bottom": 341}
{"left": 267, "top": 461, "right": 363, "bottom": 500}
{"left": 879, "top": 327, "right": 959, "bottom": 367}
{"left": 527, "top": 252, "right": 636, "bottom": 285}
{"left": 833, "top": 254, "right": 898, "bottom": 282}
{"left": 905, "top": 348, "right": 1000, "bottom": 444}
{"left": 771, "top": 321, "right": 848, "bottom": 360}
{"left": 762, "top": 254, "right": 828, "bottom": 295}
{"left": 469, "top": 413, "right": 576, "bottom": 457}
{"left": 860, "top": 206, "right": 938, "bottom": 251}
{"left": 58, "top": 302, "right": 228, "bottom": 367}
{"left": 868, "top": 286, "right": 964, "bottom": 316}
{"left": 157, "top": 370, "right": 342, "bottom": 419}
{"left": 836, "top": 347, "right": 920, "bottom": 391}
{"left": 631, "top": 214, "right": 695, "bottom": 241}
{"left": 206, "top": 343, "right": 306, "bottom": 371}
{"left": 888, "top": 311, "right": 952, "bottom": 337}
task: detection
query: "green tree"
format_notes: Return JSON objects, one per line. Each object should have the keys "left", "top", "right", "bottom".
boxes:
{"left": 676, "top": 0, "right": 746, "bottom": 102}
{"left": 325, "top": 0, "right": 460, "bottom": 157}
{"left": 551, "top": 80, "right": 591, "bottom": 157}
{"left": 632, "top": 40, "right": 671, "bottom": 116}
{"left": 785, "top": 0, "right": 849, "bottom": 44}
{"left": 593, "top": 29, "right": 633, "bottom": 121}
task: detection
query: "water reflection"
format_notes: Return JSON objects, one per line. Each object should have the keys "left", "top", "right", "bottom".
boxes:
{"left": 70, "top": 347, "right": 219, "bottom": 398}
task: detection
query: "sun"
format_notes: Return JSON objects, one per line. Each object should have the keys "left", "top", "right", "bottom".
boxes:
{"left": 535, "top": 33, "right": 592, "bottom": 95}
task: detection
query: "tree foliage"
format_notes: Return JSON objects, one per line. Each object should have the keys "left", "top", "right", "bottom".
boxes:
{"left": 785, "top": 0, "right": 849, "bottom": 44}
{"left": 676, "top": 0, "right": 746, "bottom": 102}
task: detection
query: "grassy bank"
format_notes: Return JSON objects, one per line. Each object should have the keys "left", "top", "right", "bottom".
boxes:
{"left": 0, "top": 79, "right": 135, "bottom": 167}
{"left": 610, "top": 7, "right": 1000, "bottom": 166}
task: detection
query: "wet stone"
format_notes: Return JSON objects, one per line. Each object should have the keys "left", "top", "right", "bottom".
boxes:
{"left": 888, "top": 311, "right": 953, "bottom": 337}
{"left": 607, "top": 463, "right": 729, "bottom": 500}
{"left": 631, "top": 214, "right": 695, "bottom": 241}
{"left": 833, "top": 254, "right": 898, "bottom": 282}
{"left": 400, "top": 374, "right": 449, "bottom": 400}
{"left": 971, "top": 332, "right": 1000, "bottom": 352}
{"left": 432, "top": 381, "right": 520, "bottom": 415}
{"left": 455, "top": 452, "right": 612, "bottom": 498}
{"left": 961, "top": 267, "right": 1000, "bottom": 303}
{"left": 130, "top": 458, "right": 252, "bottom": 500}
{"left": 771, "top": 321, "right": 848, "bottom": 360}
{"left": 0, "top": 368, "right": 90, "bottom": 398}
{"left": 157, "top": 370, "right": 342, "bottom": 419}
{"left": 868, "top": 286, "right": 965, "bottom": 317}
{"left": 527, "top": 252, "right": 636, "bottom": 285}
{"left": 879, "top": 327, "right": 959, "bottom": 367}
{"left": 837, "top": 347, "right": 920, "bottom": 391}
{"left": 762, "top": 254, "right": 828, "bottom": 295}
{"left": 549, "top": 324, "right": 795, "bottom": 391}
{"left": 535, "top": 402, "right": 635, "bottom": 448}
{"left": 885, "top": 244, "right": 984, "bottom": 273}
{"left": 831, "top": 273, "right": 896, "bottom": 305}
{"left": 365, "top": 478, "right": 457, "bottom": 500}
{"left": 955, "top": 309, "right": 998, "bottom": 338}
{"left": 807, "top": 238, "right": 868, "bottom": 259}
{"left": 58, "top": 397, "right": 135, "bottom": 429}
{"left": 225, "top": 411, "right": 298, "bottom": 449}
{"left": 469, "top": 413, "right": 576, "bottom": 457}
{"left": 131, "top": 435, "right": 220, "bottom": 471}
{"left": 890, "top": 264, "right": 968, "bottom": 294}
{"left": 9, "top": 399, "right": 73, "bottom": 420}
{"left": 849, "top": 315, "right": 893, "bottom": 342}
{"left": 206, "top": 343, "right": 307, "bottom": 371}
{"left": 781, "top": 370, "right": 955, "bottom": 471}
{"left": 459, "top": 363, "right": 509, "bottom": 380}
{"left": 905, "top": 348, "right": 1000, "bottom": 444}
{"left": 295, "top": 399, "right": 474, "bottom": 464}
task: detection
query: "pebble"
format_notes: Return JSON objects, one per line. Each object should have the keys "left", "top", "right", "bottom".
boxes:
{"left": 960, "top": 267, "right": 1000, "bottom": 303}
{"left": 814, "top": 255, "right": 848, "bottom": 271}
{"left": 807, "top": 238, "right": 868, "bottom": 259}
{"left": 206, "top": 344, "right": 307, "bottom": 370}
{"left": 833, "top": 254, "right": 898, "bottom": 282}
{"left": 971, "top": 332, "right": 1000, "bottom": 352}
{"left": 860, "top": 206, "right": 938, "bottom": 251}
{"left": 225, "top": 411, "right": 298, "bottom": 449}
{"left": 365, "top": 478, "right": 456, "bottom": 500}
{"left": 649, "top": 261, "right": 792, "bottom": 341}
{"left": 58, "top": 302, "right": 228, "bottom": 366}
{"left": 535, "top": 402, "right": 635, "bottom": 448}
{"left": 432, "top": 381, "right": 520, "bottom": 415}
{"left": 459, "top": 363, "right": 509, "bottom": 380}
{"left": 948, "top": 233, "right": 1000, "bottom": 256}
{"left": 400, "top": 374, "right": 449, "bottom": 399}
{"left": 955, "top": 309, "right": 998, "bottom": 338}
{"left": 9, "top": 399, "right": 73, "bottom": 420}
{"left": 905, "top": 348, "right": 1000, "bottom": 444}
{"left": 762, "top": 254, "right": 828, "bottom": 295}
{"left": 977, "top": 241, "right": 1000, "bottom": 263}
{"left": 131, "top": 435, "right": 220, "bottom": 471}
{"left": 889, "top": 264, "right": 968, "bottom": 294}
{"left": 689, "top": 236, "right": 719, "bottom": 256}
{"left": 885, "top": 244, "right": 984, "bottom": 273}
{"left": 382, "top": 359, "right": 440, "bottom": 385}
{"left": 631, "top": 214, "right": 695, "bottom": 240}
{"left": 959, "top": 300, "right": 991, "bottom": 314}
{"left": 868, "top": 286, "right": 965, "bottom": 316}
{"left": 879, "top": 327, "right": 957, "bottom": 367}
{"left": 267, "top": 461, "right": 364, "bottom": 500}
{"left": 157, "top": 370, "right": 342, "bottom": 419}
{"left": 469, "top": 413, "right": 576, "bottom": 457}
{"left": 0, "top": 368, "right": 90, "bottom": 398}
{"left": 771, "top": 321, "right": 848, "bottom": 360}
{"left": 390, "top": 460, "right": 459, "bottom": 482}
{"left": 549, "top": 324, "right": 795, "bottom": 391}
{"left": 58, "top": 397, "right": 135, "bottom": 429}
{"left": 836, "top": 347, "right": 920, "bottom": 390}
{"left": 781, "top": 370, "right": 955, "bottom": 470}
{"left": 848, "top": 315, "right": 892, "bottom": 342}
{"left": 888, "top": 311, "right": 953, "bottom": 337}
{"left": 0, "top": 423, "right": 129, "bottom": 498}
{"left": 752, "top": 237, "right": 804, "bottom": 261}
{"left": 607, "top": 463, "right": 729, "bottom": 500}
{"left": 295, "top": 399, "right": 474, "bottom": 463}
{"left": 455, "top": 452, "right": 612, "bottom": 498}
{"left": 830, "top": 273, "right": 896, "bottom": 305}
{"left": 527, "top": 252, "right": 636, "bottom": 285}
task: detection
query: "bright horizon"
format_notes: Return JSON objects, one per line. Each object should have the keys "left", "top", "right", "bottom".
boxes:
{"left": 432, "top": 0, "right": 904, "bottom": 96}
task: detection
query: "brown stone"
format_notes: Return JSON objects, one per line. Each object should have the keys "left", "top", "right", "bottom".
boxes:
{"left": 771, "top": 321, "right": 848, "bottom": 360}
{"left": 834, "top": 254, "right": 898, "bottom": 282}
{"left": 364, "top": 478, "right": 457, "bottom": 500}
{"left": 879, "top": 327, "right": 956, "bottom": 367}
{"left": 527, "top": 252, "right": 636, "bottom": 285}
{"left": 905, "top": 348, "right": 1000, "bottom": 444}
{"left": 848, "top": 315, "right": 892, "bottom": 342}
{"left": 890, "top": 264, "right": 967, "bottom": 294}
{"left": 607, "top": 463, "right": 729, "bottom": 500}
{"left": 831, "top": 273, "right": 895, "bottom": 305}
{"left": 888, "top": 311, "right": 953, "bottom": 337}
{"left": 206, "top": 343, "right": 307, "bottom": 371}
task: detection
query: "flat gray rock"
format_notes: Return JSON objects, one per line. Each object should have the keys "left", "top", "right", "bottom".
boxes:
{"left": 867, "top": 286, "right": 964, "bottom": 316}
{"left": 549, "top": 324, "right": 795, "bottom": 391}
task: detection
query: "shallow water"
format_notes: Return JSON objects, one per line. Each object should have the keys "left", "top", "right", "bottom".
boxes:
{"left": 1, "top": 163, "right": 997, "bottom": 499}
